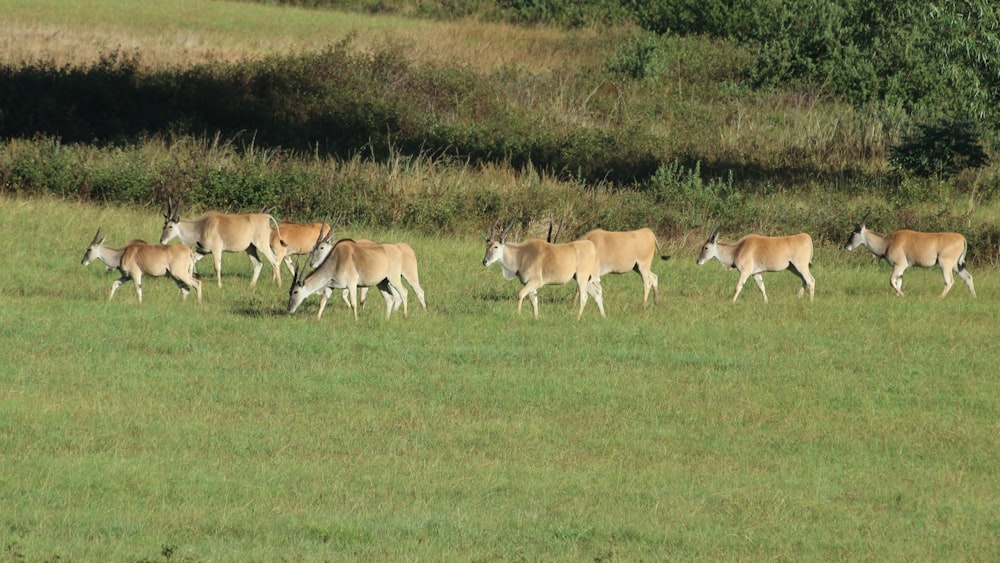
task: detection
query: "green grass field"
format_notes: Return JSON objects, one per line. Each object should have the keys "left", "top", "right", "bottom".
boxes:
{"left": 2, "top": 196, "right": 998, "bottom": 560}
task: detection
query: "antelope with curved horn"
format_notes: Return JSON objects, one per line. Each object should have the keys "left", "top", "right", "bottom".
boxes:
{"left": 483, "top": 221, "right": 605, "bottom": 320}
{"left": 309, "top": 217, "right": 426, "bottom": 311}
{"left": 843, "top": 211, "right": 975, "bottom": 298}
{"left": 81, "top": 228, "right": 202, "bottom": 304}
{"left": 159, "top": 197, "right": 286, "bottom": 288}
{"left": 696, "top": 228, "right": 815, "bottom": 303}
{"left": 288, "top": 237, "right": 408, "bottom": 321}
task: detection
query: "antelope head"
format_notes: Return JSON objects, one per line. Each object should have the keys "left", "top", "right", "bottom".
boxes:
{"left": 844, "top": 208, "right": 872, "bottom": 250}
{"left": 160, "top": 197, "right": 182, "bottom": 244}
{"left": 310, "top": 211, "right": 342, "bottom": 268}
{"left": 81, "top": 227, "right": 107, "bottom": 266}
{"left": 287, "top": 259, "right": 308, "bottom": 313}
{"left": 483, "top": 220, "right": 512, "bottom": 267}
{"left": 696, "top": 227, "right": 721, "bottom": 265}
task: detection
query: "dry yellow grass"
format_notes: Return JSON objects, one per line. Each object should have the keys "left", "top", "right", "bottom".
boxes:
{"left": 0, "top": 0, "right": 607, "bottom": 73}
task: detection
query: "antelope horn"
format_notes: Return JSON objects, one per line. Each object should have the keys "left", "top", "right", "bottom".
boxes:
{"left": 91, "top": 227, "right": 103, "bottom": 245}
{"left": 319, "top": 215, "right": 332, "bottom": 243}
{"left": 501, "top": 221, "right": 514, "bottom": 242}
{"left": 546, "top": 220, "right": 554, "bottom": 243}
{"left": 324, "top": 211, "right": 343, "bottom": 243}
{"left": 859, "top": 207, "right": 872, "bottom": 226}
{"left": 314, "top": 221, "right": 328, "bottom": 251}
{"left": 165, "top": 197, "right": 173, "bottom": 219}
{"left": 709, "top": 227, "right": 720, "bottom": 242}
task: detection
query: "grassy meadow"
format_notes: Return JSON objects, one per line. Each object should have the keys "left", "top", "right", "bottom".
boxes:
{"left": 2, "top": 0, "right": 1000, "bottom": 560}
{"left": 2, "top": 196, "right": 999, "bottom": 560}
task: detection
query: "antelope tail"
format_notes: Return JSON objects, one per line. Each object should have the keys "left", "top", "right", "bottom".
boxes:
{"left": 654, "top": 236, "right": 670, "bottom": 261}
{"left": 268, "top": 215, "right": 288, "bottom": 248}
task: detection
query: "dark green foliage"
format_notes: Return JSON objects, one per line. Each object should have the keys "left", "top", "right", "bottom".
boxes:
{"left": 890, "top": 120, "right": 991, "bottom": 179}
{"left": 630, "top": 1, "right": 1000, "bottom": 132}
{"left": 605, "top": 31, "right": 661, "bottom": 80}
{"left": 629, "top": 0, "right": 750, "bottom": 38}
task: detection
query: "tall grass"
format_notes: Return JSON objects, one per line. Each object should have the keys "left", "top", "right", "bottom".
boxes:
{"left": 2, "top": 196, "right": 998, "bottom": 560}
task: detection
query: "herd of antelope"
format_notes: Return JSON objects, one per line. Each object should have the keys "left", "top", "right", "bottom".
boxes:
{"left": 81, "top": 201, "right": 977, "bottom": 318}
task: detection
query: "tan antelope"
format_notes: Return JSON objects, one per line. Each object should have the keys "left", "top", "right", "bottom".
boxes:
{"left": 310, "top": 227, "right": 427, "bottom": 311}
{"left": 269, "top": 221, "right": 331, "bottom": 285}
{"left": 578, "top": 228, "right": 670, "bottom": 306}
{"left": 844, "top": 213, "right": 975, "bottom": 298}
{"left": 159, "top": 198, "right": 285, "bottom": 288}
{"left": 81, "top": 228, "right": 202, "bottom": 304}
{"left": 696, "top": 228, "right": 815, "bottom": 303}
{"left": 483, "top": 221, "right": 606, "bottom": 320}
{"left": 288, "top": 239, "right": 408, "bottom": 321}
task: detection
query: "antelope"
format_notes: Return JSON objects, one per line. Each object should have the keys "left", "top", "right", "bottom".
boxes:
{"left": 159, "top": 198, "right": 285, "bottom": 288}
{"left": 578, "top": 228, "right": 670, "bottom": 306}
{"left": 310, "top": 228, "right": 427, "bottom": 311}
{"left": 81, "top": 228, "right": 202, "bottom": 304}
{"left": 269, "top": 221, "right": 331, "bottom": 285}
{"left": 843, "top": 212, "right": 975, "bottom": 298}
{"left": 483, "top": 221, "right": 606, "bottom": 320}
{"left": 288, "top": 239, "right": 408, "bottom": 321}
{"left": 696, "top": 228, "right": 815, "bottom": 303}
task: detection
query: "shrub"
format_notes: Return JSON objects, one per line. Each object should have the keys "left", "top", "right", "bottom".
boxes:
{"left": 605, "top": 31, "right": 662, "bottom": 80}
{"left": 889, "top": 120, "right": 991, "bottom": 179}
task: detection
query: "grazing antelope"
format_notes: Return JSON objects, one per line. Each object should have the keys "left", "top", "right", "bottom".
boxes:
{"left": 579, "top": 228, "right": 670, "bottom": 306}
{"left": 483, "top": 222, "right": 606, "bottom": 320}
{"left": 310, "top": 228, "right": 427, "bottom": 311}
{"left": 844, "top": 213, "right": 975, "bottom": 298}
{"left": 159, "top": 198, "right": 285, "bottom": 288}
{"left": 81, "top": 228, "right": 202, "bottom": 304}
{"left": 269, "top": 221, "right": 331, "bottom": 285}
{"left": 696, "top": 228, "right": 815, "bottom": 303}
{"left": 288, "top": 239, "right": 408, "bottom": 321}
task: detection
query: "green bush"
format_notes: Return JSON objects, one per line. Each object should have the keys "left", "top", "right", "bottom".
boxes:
{"left": 87, "top": 159, "right": 156, "bottom": 204}
{"left": 605, "top": 31, "right": 663, "bottom": 80}
{"left": 646, "top": 160, "right": 740, "bottom": 225}
{"left": 5, "top": 139, "right": 81, "bottom": 198}
{"left": 889, "top": 120, "right": 991, "bottom": 179}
